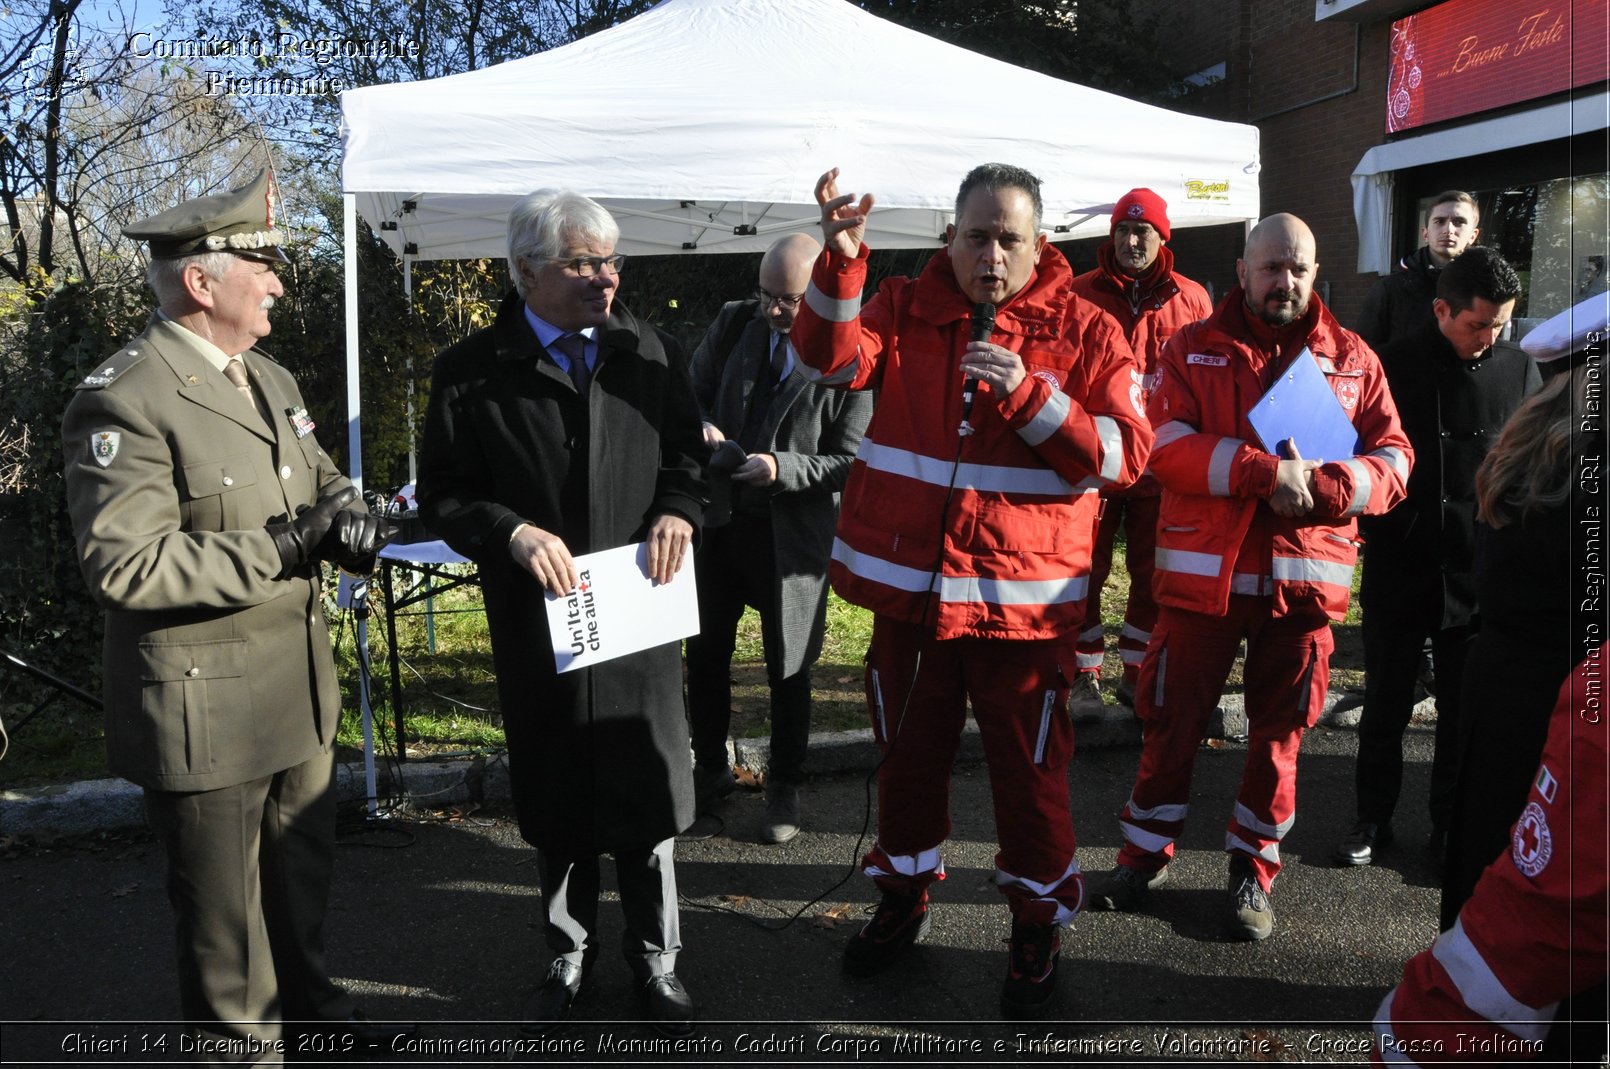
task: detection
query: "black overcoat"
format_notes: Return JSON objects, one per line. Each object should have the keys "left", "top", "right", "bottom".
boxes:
{"left": 1359, "top": 321, "right": 1539, "bottom": 629}
{"left": 418, "top": 293, "right": 707, "bottom": 853}
{"left": 1357, "top": 246, "right": 1440, "bottom": 350}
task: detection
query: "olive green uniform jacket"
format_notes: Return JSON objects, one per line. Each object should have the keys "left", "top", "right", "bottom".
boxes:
{"left": 62, "top": 315, "right": 351, "bottom": 792}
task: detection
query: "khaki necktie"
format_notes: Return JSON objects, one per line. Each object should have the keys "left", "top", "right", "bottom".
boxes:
{"left": 223, "top": 357, "right": 266, "bottom": 424}
{"left": 223, "top": 357, "right": 270, "bottom": 428}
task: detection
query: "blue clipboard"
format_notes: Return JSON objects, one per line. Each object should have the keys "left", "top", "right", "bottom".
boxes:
{"left": 1247, "top": 347, "right": 1360, "bottom": 461}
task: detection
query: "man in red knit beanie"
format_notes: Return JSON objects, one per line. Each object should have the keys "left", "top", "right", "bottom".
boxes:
{"left": 1068, "top": 188, "right": 1212, "bottom": 714}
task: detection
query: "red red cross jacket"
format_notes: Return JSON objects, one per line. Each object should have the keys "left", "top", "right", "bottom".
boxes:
{"left": 1071, "top": 243, "right": 1213, "bottom": 376}
{"left": 1372, "top": 643, "right": 1608, "bottom": 1065}
{"left": 791, "top": 242, "right": 1151, "bottom": 640}
{"left": 1071, "top": 243, "right": 1213, "bottom": 499}
{"left": 1147, "top": 289, "right": 1411, "bottom": 620}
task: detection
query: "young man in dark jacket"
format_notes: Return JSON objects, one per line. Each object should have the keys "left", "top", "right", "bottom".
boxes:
{"left": 1356, "top": 190, "right": 1481, "bottom": 350}
{"left": 1336, "top": 247, "right": 1539, "bottom": 867}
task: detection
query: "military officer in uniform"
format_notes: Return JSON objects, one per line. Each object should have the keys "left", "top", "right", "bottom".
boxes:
{"left": 61, "top": 169, "right": 399, "bottom": 1058}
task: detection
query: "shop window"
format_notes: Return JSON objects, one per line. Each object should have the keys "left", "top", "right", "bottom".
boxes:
{"left": 1414, "top": 173, "right": 1608, "bottom": 339}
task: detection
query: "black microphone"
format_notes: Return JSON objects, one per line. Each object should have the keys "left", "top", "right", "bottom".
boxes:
{"left": 959, "top": 302, "right": 995, "bottom": 436}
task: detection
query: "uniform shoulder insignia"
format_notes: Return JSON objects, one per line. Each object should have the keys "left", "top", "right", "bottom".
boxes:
{"left": 77, "top": 348, "right": 149, "bottom": 390}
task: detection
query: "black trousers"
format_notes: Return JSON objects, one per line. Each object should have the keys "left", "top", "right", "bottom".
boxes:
{"left": 685, "top": 514, "right": 812, "bottom": 784}
{"left": 536, "top": 838, "right": 680, "bottom": 977}
{"left": 1355, "top": 603, "right": 1471, "bottom": 830}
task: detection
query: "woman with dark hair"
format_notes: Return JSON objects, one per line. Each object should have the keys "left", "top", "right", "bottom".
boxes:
{"left": 1441, "top": 298, "right": 1602, "bottom": 931}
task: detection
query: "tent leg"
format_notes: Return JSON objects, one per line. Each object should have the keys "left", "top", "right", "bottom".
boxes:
{"left": 357, "top": 615, "right": 379, "bottom": 819}
{"left": 343, "top": 192, "right": 378, "bottom": 814}
{"left": 343, "top": 192, "right": 365, "bottom": 496}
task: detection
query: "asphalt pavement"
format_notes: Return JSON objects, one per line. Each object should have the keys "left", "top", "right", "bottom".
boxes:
{"left": 0, "top": 722, "right": 1449, "bottom": 1066}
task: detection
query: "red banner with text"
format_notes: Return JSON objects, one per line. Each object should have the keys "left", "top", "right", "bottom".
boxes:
{"left": 1387, "top": 0, "right": 1608, "bottom": 133}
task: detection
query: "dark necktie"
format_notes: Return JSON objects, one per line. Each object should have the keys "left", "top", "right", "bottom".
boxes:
{"left": 554, "top": 333, "right": 590, "bottom": 395}
{"left": 769, "top": 333, "right": 790, "bottom": 391}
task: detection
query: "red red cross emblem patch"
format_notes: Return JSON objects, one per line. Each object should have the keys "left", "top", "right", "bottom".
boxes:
{"left": 1511, "top": 801, "right": 1553, "bottom": 878}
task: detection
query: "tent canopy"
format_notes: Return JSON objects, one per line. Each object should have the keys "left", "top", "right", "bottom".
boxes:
{"left": 339, "top": 0, "right": 1261, "bottom": 260}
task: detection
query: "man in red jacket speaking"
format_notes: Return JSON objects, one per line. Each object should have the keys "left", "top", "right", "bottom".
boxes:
{"left": 791, "top": 164, "right": 1151, "bottom": 1014}
{"left": 1085, "top": 214, "right": 1412, "bottom": 941}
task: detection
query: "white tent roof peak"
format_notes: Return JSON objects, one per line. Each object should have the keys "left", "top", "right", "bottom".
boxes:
{"left": 340, "top": 0, "right": 1260, "bottom": 259}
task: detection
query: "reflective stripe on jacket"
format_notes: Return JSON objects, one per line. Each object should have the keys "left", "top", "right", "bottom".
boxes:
{"left": 792, "top": 242, "right": 1152, "bottom": 640}
{"left": 1147, "top": 289, "right": 1411, "bottom": 620}
{"left": 1371, "top": 647, "right": 1607, "bottom": 1065}
{"left": 1071, "top": 242, "right": 1213, "bottom": 499}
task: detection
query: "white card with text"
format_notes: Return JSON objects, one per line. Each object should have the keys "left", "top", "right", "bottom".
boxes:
{"left": 544, "top": 541, "right": 698, "bottom": 673}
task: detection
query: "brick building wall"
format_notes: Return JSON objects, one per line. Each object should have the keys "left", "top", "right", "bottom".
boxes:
{"left": 1134, "top": 0, "right": 1400, "bottom": 328}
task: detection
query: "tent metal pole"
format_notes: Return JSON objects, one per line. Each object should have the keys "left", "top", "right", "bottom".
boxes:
{"left": 345, "top": 192, "right": 380, "bottom": 817}
{"left": 344, "top": 193, "right": 364, "bottom": 495}
{"left": 399, "top": 259, "right": 437, "bottom": 653}
{"left": 403, "top": 259, "right": 416, "bottom": 487}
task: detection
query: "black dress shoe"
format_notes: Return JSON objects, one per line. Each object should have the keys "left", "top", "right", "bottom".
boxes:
{"left": 1334, "top": 821, "right": 1393, "bottom": 866}
{"left": 520, "top": 958, "right": 586, "bottom": 1038}
{"left": 640, "top": 973, "right": 696, "bottom": 1038}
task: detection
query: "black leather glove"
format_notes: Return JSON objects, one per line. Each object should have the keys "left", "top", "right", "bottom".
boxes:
{"left": 267, "top": 486, "right": 358, "bottom": 577}
{"left": 326, "top": 510, "right": 399, "bottom": 575}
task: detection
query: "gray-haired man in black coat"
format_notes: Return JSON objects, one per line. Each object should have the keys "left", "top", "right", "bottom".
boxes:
{"left": 418, "top": 190, "right": 707, "bottom": 1039}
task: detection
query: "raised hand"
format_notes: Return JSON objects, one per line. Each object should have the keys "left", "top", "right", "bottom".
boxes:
{"left": 815, "top": 167, "right": 875, "bottom": 259}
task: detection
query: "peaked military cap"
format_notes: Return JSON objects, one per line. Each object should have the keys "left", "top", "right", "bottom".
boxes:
{"left": 123, "top": 168, "right": 289, "bottom": 263}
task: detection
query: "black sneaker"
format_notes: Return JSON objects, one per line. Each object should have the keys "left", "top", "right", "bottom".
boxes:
{"left": 1001, "top": 921, "right": 1060, "bottom": 1014}
{"left": 761, "top": 783, "right": 801, "bottom": 844}
{"left": 1227, "top": 855, "right": 1274, "bottom": 941}
{"left": 1085, "top": 863, "right": 1168, "bottom": 912}
{"left": 693, "top": 764, "right": 736, "bottom": 815}
{"left": 843, "top": 889, "right": 931, "bottom": 977}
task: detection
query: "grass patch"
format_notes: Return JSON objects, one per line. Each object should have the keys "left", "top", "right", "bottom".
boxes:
{"left": 2, "top": 542, "right": 1365, "bottom": 786}
{"left": 727, "top": 591, "right": 871, "bottom": 739}
{"left": 330, "top": 566, "right": 502, "bottom": 762}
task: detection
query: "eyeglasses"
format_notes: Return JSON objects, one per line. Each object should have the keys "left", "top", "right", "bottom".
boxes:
{"left": 552, "top": 254, "right": 627, "bottom": 277}
{"left": 756, "top": 287, "right": 805, "bottom": 309}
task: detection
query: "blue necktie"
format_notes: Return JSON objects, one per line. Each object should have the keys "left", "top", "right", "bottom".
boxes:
{"left": 554, "top": 333, "right": 590, "bottom": 395}
{"left": 768, "top": 334, "right": 789, "bottom": 391}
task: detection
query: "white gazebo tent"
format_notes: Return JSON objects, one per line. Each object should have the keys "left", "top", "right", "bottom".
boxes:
{"left": 339, "top": 0, "right": 1261, "bottom": 478}
{"left": 335, "top": 0, "right": 1261, "bottom": 803}
{"left": 338, "top": 0, "right": 1262, "bottom": 303}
